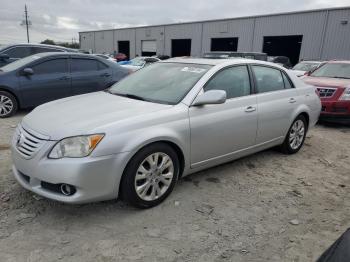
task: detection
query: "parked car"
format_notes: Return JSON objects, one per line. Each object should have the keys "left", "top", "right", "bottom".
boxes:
{"left": 115, "top": 53, "right": 127, "bottom": 62}
{"left": 94, "top": 54, "right": 117, "bottom": 62}
{"left": 0, "top": 43, "right": 78, "bottom": 67}
{"left": 268, "top": 56, "right": 292, "bottom": 68}
{"left": 291, "top": 61, "right": 323, "bottom": 77}
{"left": 0, "top": 52, "right": 129, "bottom": 117}
{"left": 11, "top": 58, "right": 320, "bottom": 208}
{"left": 121, "top": 57, "right": 160, "bottom": 72}
{"left": 203, "top": 52, "right": 267, "bottom": 61}
{"left": 302, "top": 60, "right": 350, "bottom": 124}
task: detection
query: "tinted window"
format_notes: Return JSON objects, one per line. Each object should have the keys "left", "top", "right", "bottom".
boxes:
{"left": 204, "top": 66, "right": 251, "bottom": 99}
{"left": 5, "top": 47, "right": 32, "bottom": 58}
{"left": 97, "top": 61, "right": 108, "bottom": 70}
{"left": 71, "top": 59, "right": 98, "bottom": 72}
{"left": 252, "top": 66, "right": 285, "bottom": 93}
{"left": 33, "top": 47, "right": 64, "bottom": 54}
{"left": 32, "top": 59, "right": 68, "bottom": 74}
{"left": 282, "top": 73, "right": 293, "bottom": 89}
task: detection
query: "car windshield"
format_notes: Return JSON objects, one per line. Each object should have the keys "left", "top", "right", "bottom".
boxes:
{"left": 0, "top": 54, "right": 42, "bottom": 72}
{"left": 130, "top": 57, "right": 146, "bottom": 66}
{"left": 109, "top": 62, "right": 212, "bottom": 104}
{"left": 311, "top": 63, "right": 350, "bottom": 79}
{"left": 293, "top": 62, "right": 319, "bottom": 71}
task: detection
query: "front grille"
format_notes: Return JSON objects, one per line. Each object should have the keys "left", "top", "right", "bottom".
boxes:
{"left": 41, "top": 181, "right": 61, "bottom": 194}
{"left": 317, "top": 87, "right": 337, "bottom": 98}
{"left": 14, "top": 125, "right": 48, "bottom": 159}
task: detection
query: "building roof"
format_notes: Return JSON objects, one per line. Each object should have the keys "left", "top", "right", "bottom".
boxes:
{"left": 79, "top": 6, "right": 350, "bottom": 34}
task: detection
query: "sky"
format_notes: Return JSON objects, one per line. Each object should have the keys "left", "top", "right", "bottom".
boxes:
{"left": 0, "top": 0, "right": 349, "bottom": 45}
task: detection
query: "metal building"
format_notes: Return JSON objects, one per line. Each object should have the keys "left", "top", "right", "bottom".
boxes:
{"left": 79, "top": 6, "right": 350, "bottom": 64}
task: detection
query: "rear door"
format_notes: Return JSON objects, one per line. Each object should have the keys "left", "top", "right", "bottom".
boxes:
{"left": 19, "top": 57, "right": 71, "bottom": 107}
{"left": 70, "top": 57, "right": 112, "bottom": 95}
{"left": 251, "top": 65, "right": 300, "bottom": 144}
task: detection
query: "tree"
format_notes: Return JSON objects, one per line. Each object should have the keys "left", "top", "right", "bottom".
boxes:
{"left": 40, "top": 39, "right": 56, "bottom": 45}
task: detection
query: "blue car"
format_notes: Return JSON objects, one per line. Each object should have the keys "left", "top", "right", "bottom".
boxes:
{"left": 0, "top": 52, "right": 129, "bottom": 117}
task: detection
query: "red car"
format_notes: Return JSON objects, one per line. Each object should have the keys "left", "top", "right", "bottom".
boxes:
{"left": 303, "top": 61, "right": 350, "bottom": 124}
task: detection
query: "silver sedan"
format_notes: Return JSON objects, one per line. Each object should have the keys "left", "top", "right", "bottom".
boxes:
{"left": 11, "top": 58, "right": 321, "bottom": 208}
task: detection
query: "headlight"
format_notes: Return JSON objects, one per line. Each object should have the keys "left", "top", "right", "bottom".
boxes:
{"left": 339, "top": 87, "right": 350, "bottom": 101}
{"left": 48, "top": 134, "right": 104, "bottom": 159}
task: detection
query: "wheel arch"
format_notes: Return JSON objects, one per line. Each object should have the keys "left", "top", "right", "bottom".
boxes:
{"left": 0, "top": 86, "right": 21, "bottom": 108}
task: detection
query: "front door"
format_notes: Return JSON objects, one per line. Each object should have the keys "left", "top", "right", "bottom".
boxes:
{"left": 189, "top": 65, "right": 258, "bottom": 167}
{"left": 19, "top": 57, "right": 71, "bottom": 107}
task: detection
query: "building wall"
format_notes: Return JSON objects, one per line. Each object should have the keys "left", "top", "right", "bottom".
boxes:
{"left": 79, "top": 7, "right": 350, "bottom": 60}
{"left": 94, "top": 30, "right": 114, "bottom": 54}
{"left": 114, "top": 28, "right": 136, "bottom": 58}
{"left": 135, "top": 26, "right": 165, "bottom": 56}
{"left": 322, "top": 9, "right": 350, "bottom": 60}
{"left": 252, "top": 11, "right": 327, "bottom": 60}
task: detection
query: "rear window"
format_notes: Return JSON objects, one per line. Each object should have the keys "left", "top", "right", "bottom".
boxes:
{"left": 4, "top": 46, "right": 32, "bottom": 58}
{"left": 71, "top": 58, "right": 98, "bottom": 72}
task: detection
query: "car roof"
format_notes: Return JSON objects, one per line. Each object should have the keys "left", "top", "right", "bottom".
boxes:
{"left": 4, "top": 43, "right": 73, "bottom": 50}
{"left": 204, "top": 51, "right": 266, "bottom": 55}
{"left": 327, "top": 60, "right": 350, "bottom": 64}
{"left": 32, "top": 52, "right": 97, "bottom": 58}
{"left": 162, "top": 57, "right": 277, "bottom": 67}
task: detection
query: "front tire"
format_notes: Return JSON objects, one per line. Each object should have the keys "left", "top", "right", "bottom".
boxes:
{"left": 0, "top": 91, "right": 18, "bottom": 118}
{"left": 280, "top": 115, "right": 307, "bottom": 154}
{"left": 120, "top": 143, "right": 179, "bottom": 208}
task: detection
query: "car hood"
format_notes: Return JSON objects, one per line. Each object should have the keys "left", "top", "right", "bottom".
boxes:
{"left": 303, "top": 76, "right": 350, "bottom": 88}
{"left": 22, "top": 92, "right": 172, "bottom": 140}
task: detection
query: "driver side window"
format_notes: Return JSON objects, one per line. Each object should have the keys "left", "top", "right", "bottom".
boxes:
{"left": 204, "top": 65, "right": 251, "bottom": 99}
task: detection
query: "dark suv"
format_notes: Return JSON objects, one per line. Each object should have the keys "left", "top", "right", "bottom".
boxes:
{"left": 0, "top": 53, "right": 129, "bottom": 117}
{"left": 0, "top": 43, "right": 78, "bottom": 67}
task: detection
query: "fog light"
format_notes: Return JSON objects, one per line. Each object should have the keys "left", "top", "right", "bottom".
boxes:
{"left": 60, "top": 184, "right": 76, "bottom": 196}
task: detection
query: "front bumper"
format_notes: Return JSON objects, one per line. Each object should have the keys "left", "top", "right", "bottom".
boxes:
{"left": 11, "top": 139, "right": 131, "bottom": 204}
{"left": 320, "top": 100, "right": 350, "bottom": 124}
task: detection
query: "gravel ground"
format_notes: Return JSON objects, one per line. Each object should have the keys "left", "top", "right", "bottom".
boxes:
{"left": 0, "top": 110, "right": 349, "bottom": 262}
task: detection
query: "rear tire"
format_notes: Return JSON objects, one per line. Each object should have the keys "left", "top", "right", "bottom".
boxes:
{"left": 0, "top": 91, "right": 18, "bottom": 118}
{"left": 280, "top": 115, "right": 307, "bottom": 154}
{"left": 120, "top": 143, "right": 179, "bottom": 208}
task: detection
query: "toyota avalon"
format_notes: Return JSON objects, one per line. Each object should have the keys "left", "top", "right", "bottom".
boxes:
{"left": 11, "top": 58, "right": 321, "bottom": 208}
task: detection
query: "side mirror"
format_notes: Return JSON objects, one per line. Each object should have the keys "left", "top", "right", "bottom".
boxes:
{"left": 192, "top": 90, "right": 227, "bottom": 106}
{"left": 0, "top": 54, "right": 10, "bottom": 60}
{"left": 23, "top": 68, "right": 34, "bottom": 76}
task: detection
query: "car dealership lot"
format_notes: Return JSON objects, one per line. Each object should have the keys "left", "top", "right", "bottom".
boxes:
{"left": 0, "top": 111, "right": 349, "bottom": 262}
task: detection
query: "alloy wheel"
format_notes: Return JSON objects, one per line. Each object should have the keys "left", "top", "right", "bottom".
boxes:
{"left": 0, "top": 95, "right": 14, "bottom": 117}
{"left": 289, "top": 119, "right": 305, "bottom": 150}
{"left": 134, "top": 152, "right": 174, "bottom": 201}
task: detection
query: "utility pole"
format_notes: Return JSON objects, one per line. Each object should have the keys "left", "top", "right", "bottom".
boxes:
{"left": 24, "top": 5, "right": 30, "bottom": 43}
{"left": 21, "top": 5, "right": 31, "bottom": 43}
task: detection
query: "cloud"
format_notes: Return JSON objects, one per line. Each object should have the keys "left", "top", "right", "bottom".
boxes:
{"left": 0, "top": 0, "right": 348, "bottom": 45}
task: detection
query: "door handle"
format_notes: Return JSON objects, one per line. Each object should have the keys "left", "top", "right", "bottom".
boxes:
{"left": 289, "top": 98, "right": 297, "bottom": 103}
{"left": 245, "top": 106, "right": 256, "bottom": 113}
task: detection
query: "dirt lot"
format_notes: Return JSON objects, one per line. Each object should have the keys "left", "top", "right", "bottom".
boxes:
{"left": 0, "top": 111, "right": 349, "bottom": 262}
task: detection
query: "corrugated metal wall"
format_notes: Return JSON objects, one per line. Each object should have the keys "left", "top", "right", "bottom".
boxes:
{"left": 80, "top": 7, "right": 350, "bottom": 60}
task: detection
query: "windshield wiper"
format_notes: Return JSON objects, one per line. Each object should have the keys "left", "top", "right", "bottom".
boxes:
{"left": 113, "top": 93, "right": 146, "bottom": 101}
{"left": 331, "top": 76, "right": 350, "bottom": 79}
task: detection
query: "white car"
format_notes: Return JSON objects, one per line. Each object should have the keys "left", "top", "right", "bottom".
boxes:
{"left": 291, "top": 61, "right": 323, "bottom": 77}
{"left": 94, "top": 54, "right": 117, "bottom": 62}
{"left": 121, "top": 57, "right": 160, "bottom": 72}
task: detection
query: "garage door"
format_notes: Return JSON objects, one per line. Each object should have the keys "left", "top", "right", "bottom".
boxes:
{"left": 141, "top": 40, "right": 157, "bottom": 56}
